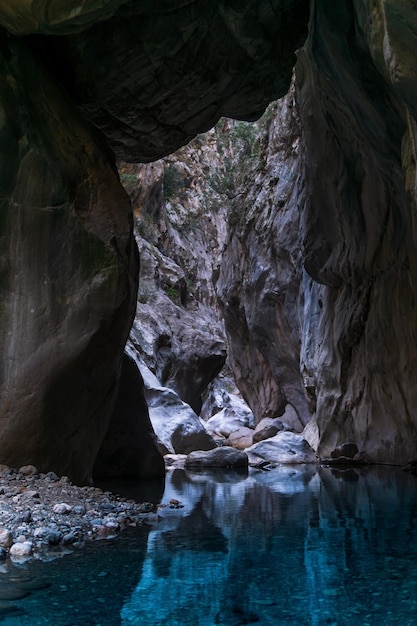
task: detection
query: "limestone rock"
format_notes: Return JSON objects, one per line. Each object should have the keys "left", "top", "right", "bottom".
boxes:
{"left": 205, "top": 407, "right": 254, "bottom": 439}
{"left": 138, "top": 358, "right": 216, "bottom": 455}
{"left": 0, "top": 530, "right": 12, "bottom": 549}
{"left": 0, "top": 39, "right": 138, "bottom": 485}
{"left": 9, "top": 541, "right": 33, "bottom": 558}
{"left": 185, "top": 447, "right": 248, "bottom": 470}
{"left": 246, "top": 432, "right": 317, "bottom": 465}
{"left": 22, "top": 1, "right": 310, "bottom": 161}
{"left": 93, "top": 353, "right": 165, "bottom": 479}
{"left": 252, "top": 424, "right": 281, "bottom": 444}
{"left": 295, "top": 1, "right": 417, "bottom": 463}
{"left": 226, "top": 427, "right": 254, "bottom": 450}
{"left": 216, "top": 88, "right": 311, "bottom": 429}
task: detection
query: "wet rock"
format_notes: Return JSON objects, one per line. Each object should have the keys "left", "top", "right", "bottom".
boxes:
{"left": 185, "top": 447, "right": 249, "bottom": 470}
{"left": 164, "top": 454, "right": 187, "bottom": 469}
{"left": 330, "top": 443, "right": 359, "bottom": 461}
{"left": 0, "top": 588, "right": 30, "bottom": 601}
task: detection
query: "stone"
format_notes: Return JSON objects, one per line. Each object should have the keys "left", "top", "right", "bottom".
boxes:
{"left": 0, "top": 588, "right": 30, "bottom": 601}
{"left": 205, "top": 406, "right": 254, "bottom": 438}
{"left": 253, "top": 418, "right": 285, "bottom": 445}
{"left": 252, "top": 425, "right": 280, "bottom": 444}
{"left": 45, "top": 530, "right": 63, "bottom": 545}
{"left": 53, "top": 503, "right": 72, "bottom": 515}
{"left": 0, "top": 38, "right": 138, "bottom": 485}
{"left": 226, "top": 427, "right": 254, "bottom": 450}
{"left": 246, "top": 432, "right": 317, "bottom": 465}
{"left": 138, "top": 360, "right": 216, "bottom": 454}
{"left": 185, "top": 447, "right": 249, "bottom": 470}
{"left": 0, "top": 530, "right": 12, "bottom": 548}
{"left": 330, "top": 443, "right": 359, "bottom": 461}
{"left": 164, "top": 454, "right": 187, "bottom": 469}
{"left": 19, "top": 465, "right": 38, "bottom": 476}
{"left": 20, "top": 1, "right": 310, "bottom": 161}
{"left": 9, "top": 541, "right": 33, "bottom": 557}
{"left": 93, "top": 353, "right": 165, "bottom": 479}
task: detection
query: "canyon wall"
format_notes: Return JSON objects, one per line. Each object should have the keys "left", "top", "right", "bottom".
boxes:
{"left": 0, "top": 1, "right": 308, "bottom": 482}
{"left": 219, "top": 0, "right": 417, "bottom": 464}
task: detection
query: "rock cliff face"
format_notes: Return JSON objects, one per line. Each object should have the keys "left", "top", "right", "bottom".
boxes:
{"left": 3, "top": 0, "right": 417, "bottom": 479}
{"left": 0, "top": 39, "right": 138, "bottom": 485}
{"left": 219, "top": 1, "right": 417, "bottom": 464}
{"left": 298, "top": 1, "right": 417, "bottom": 464}
{"left": 216, "top": 94, "right": 310, "bottom": 431}
{"left": 0, "top": 1, "right": 308, "bottom": 483}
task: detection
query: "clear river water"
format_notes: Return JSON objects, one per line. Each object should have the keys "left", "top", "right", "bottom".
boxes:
{"left": 1, "top": 465, "right": 417, "bottom": 626}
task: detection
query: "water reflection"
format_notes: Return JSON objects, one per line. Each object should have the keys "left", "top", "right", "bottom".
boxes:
{"left": 2, "top": 467, "right": 417, "bottom": 625}
{"left": 122, "top": 466, "right": 417, "bottom": 626}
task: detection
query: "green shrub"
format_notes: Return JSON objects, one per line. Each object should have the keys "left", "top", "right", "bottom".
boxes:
{"left": 163, "top": 164, "right": 186, "bottom": 200}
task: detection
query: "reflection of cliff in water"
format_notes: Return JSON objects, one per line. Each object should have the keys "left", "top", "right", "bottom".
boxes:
{"left": 122, "top": 466, "right": 417, "bottom": 625}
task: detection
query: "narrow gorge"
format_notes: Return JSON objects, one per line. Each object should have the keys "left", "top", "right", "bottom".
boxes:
{"left": 0, "top": 0, "right": 417, "bottom": 484}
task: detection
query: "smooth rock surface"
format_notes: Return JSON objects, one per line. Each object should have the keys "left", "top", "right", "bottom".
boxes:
{"left": 246, "top": 432, "right": 317, "bottom": 465}
{"left": 185, "top": 447, "right": 249, "bottom": 470}
{"left": 226, "top": 427, "right": 254, "bottom": 450}
{"left": 137, "top": 359, "right": 216, "bottom": 455}
{"left": 24, "top": 1, "right": 310, "bottom": 161}
{"left": 0, "top": 39, "right": 138, "bottom": 485}
{"left": 93, "top": 353, "right": 165, "bottom": 479}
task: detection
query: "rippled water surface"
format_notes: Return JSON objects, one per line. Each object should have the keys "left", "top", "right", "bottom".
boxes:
{"left": 1, "top": 465, "right": 417, "bottom": 625}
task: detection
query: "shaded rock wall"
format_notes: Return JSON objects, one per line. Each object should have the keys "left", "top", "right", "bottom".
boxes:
{"left": 26, "top": 0, "right": 310, "bottom": 162}
{"left": 93, "top": 353, "right": 165, "bottom": 479}
{"left": 219, "top": 0, "right": 417, "bottom": 463}
{"left": 0, "top": 39, "right": 138, "bottom": 484}
{"left": 0, "top": 1, "right": 309, "bottom": 482}
{"left": 298, "top": 0, "right": 417, "bottom": 463}
{"left": 217, "top": 95, "right": 310, "bottom": 429}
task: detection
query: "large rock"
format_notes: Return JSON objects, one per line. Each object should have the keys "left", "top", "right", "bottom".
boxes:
{"left": 246, "top": 432, "right": 316, "bottom": 465}
{"left": 0, "top": 40, "right": 137, "bottom": 485}
{"left": 185, "top": 447, "right": 249, "bottom": 470}
{"left": 0, "top": 2, "right": 310, "bottom": 481}
{"left": 137, "top": 357, "right": 217, "bottom": 455}
{"left": 216, "top": 87, "right": 311, "bottom": 429}
{"left": 217, "top": 2, "right": 417, "bottom": 464}
{"left": 129, "top": 238, "right": 227, "bottom": 414}
{"left": 296, "top": 1, "right": 417, "bottom": 463}
{"left": 93, "top": 353, "right": 165, "bottom": 479}
{"left": 205, "top": 406, "right": 254, "bottom": 439}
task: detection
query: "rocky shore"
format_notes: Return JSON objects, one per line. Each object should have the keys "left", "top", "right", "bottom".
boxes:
{"left": 0, "top": 464, "right": 160, "bottom": 563}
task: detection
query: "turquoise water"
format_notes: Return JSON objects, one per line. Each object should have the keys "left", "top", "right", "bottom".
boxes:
{"left": 1, "top": 465, "right": 417, "bottom": 625}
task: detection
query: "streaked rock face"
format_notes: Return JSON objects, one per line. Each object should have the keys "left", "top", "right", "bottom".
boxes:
{"left": 0, "top": 40, "right": 137, "bottom": 484}
{"left": 0, "top": 1, "right": 309, "bottom": 482}
{"left": 25, "top": 0, "right": 310, "bottom": 161}
{"left": 298, "top": 0, "right": 417, "bottom": 463}
{"left": 219, "top": 1, "right": 417, "bottom": 464}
